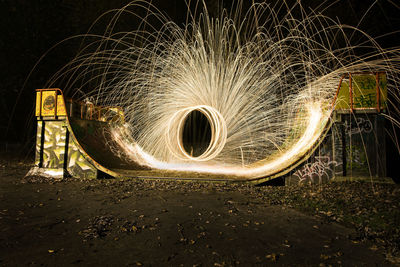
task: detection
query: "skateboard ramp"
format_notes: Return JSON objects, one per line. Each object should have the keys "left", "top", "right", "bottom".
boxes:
{"left": 29, "top": 72, "right": 387, "bottom": 184}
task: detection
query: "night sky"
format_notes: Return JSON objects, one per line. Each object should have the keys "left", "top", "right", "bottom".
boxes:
{"left": 1, "top": 0, "right": 399, "bottom": 148}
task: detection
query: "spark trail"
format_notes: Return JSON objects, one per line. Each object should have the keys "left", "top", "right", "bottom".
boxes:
{"left": 46, "top": 0, "right": 400, "bottom": 179}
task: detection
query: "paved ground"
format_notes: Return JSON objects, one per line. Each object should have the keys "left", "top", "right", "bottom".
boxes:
{"left": 0, "top": 155, "right": 398, "bottom": 266}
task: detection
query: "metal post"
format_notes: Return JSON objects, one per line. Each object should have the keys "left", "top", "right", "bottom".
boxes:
{"left": 39, "top": 91, "right": 42, "bottom": 118}
{"left": 332, "top": 127, "right": 336, "bottom": 179}
{"left": 39, "top": 121, "right": 45, "bottom": 168}
{"left": 63, "top": 128, "right": 70, "bottom": 178}
{"left": 54, "top": 92, "right": 58, "bottom": 119}
{"left": 376, "top": 73, "right": 381, "bottom": 113}
{"left": 331, "top": 76, "right": 344, "bottom": 110}
{"left": 375, "top": 115, "right": 379, "bottom": 177}
{"left": 341, "top": 123, "right": 347, "bottom": 177}
{"left": 349, "top": 73, "right": 353, "bottom": 112}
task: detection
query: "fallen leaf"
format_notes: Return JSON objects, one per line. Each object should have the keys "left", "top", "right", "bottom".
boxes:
{"left": 266, "top": 253, "right": 278, "bottom": 261}
{"left": 369, "top": 245, "right": 378, "bottom": 251}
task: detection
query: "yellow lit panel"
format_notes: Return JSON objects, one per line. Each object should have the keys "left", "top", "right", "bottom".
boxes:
{"left": 41, "top": 91, "right": 57, "bottom": 116}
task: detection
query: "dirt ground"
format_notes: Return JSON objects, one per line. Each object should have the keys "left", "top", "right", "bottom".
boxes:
{"left": 0, "top": 154, "right": 399, "bottom": 266}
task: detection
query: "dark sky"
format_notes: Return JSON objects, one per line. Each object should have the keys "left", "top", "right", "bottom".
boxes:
{"left": 1, "top": 0, "right": 399, "bottom": 145}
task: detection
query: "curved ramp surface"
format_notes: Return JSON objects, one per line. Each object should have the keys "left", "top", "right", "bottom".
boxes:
{"left": 30, "top": 73, "right": 387, "bottom": 183}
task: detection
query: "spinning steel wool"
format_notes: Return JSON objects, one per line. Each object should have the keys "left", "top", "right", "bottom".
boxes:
{"left": 38, "top": 1, "right": 400, "bottom": 180}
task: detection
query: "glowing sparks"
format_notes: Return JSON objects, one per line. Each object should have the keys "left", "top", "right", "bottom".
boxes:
{"left": 166, "top": 105, "right": 227, "bottom": 162}
{"left": 49, "top": 1, "right": 400, "bottom": 179}
{"left": 111, "top": 102, "right": 328, "bottom": 178}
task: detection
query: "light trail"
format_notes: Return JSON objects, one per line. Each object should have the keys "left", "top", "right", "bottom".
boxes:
{"left": 47, "top": 1, "right": 400, "bottom": 179}
{"left": 166, "top": 105, "right": 227, "bottom": 161}
{"left": 111, "top": 101, "right": 327, "bottom": 178}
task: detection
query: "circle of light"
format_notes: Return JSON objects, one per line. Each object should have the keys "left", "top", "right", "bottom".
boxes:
{"left": 110, "top": 102, "right": 330, "bottom": 178}
{"left": 166, "top": 105, "right": 227, "bottom": 161}
{"left": 51, "top": 1, "right": 400, "bottom": 180}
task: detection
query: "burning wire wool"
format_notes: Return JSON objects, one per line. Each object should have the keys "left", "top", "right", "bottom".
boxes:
{"left": 47, "top": 1, "right": 400, "bottom": 178}
{"left": 166, "top": 105, "right": 227, "bottom": 162}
